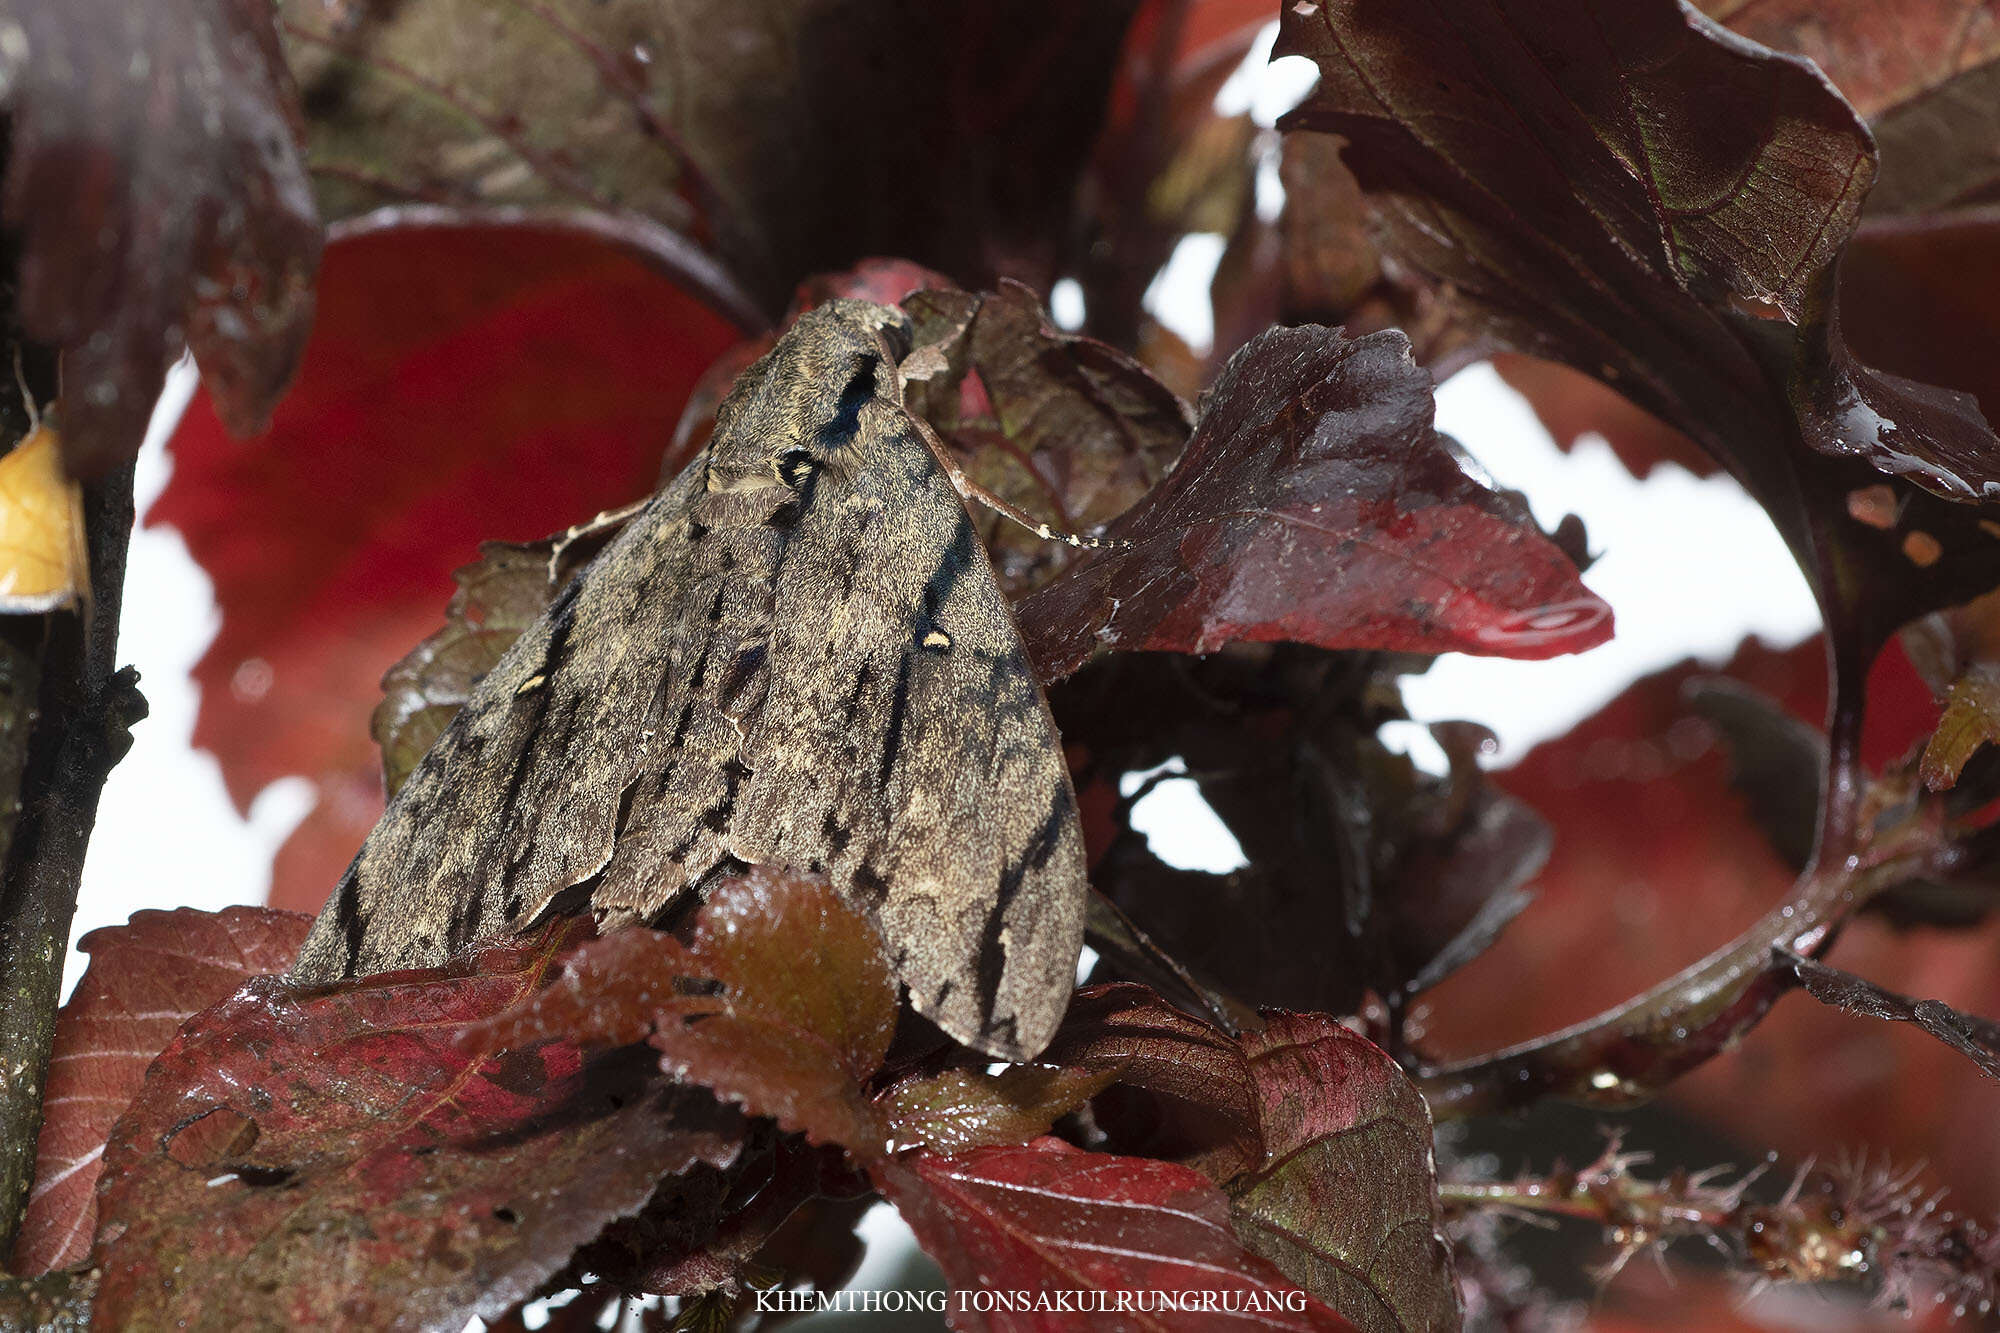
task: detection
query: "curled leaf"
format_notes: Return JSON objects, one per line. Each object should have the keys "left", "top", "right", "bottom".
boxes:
{"left": 903, "top": 281, "right": 1193, "bottom": 598}
{"left": 1044, "top": 986, "right": 1458, "bottom": 1332}
{"left": 1019, "top": 325, "right": 1610, "bottom": 682}
{"left": 1277, "top": 0, "right": 2000, "bottom": 661}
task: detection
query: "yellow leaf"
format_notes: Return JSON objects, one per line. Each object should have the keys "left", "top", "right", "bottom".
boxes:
{"left": 0, "top": 423, "right": 89, "bottom": 613}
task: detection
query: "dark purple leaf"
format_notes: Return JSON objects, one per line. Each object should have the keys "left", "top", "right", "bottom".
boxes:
{"left": 1055, "top": 649, "right": 1551, "bottom": 1015}
{"left": 1, "top": 0, "right": 322, "bottom": 471}
{"left": 91, "top": 921, "right": 739, "bottom": 1331}
{"left": 1019, "top": 325, "right": 1611, "bottom": 683}
{"left": 1277, "top": 0, "right": 2000, "bottom": 662}
{"left": 1228, "top": 1013, "right": 1460, "bottom": 1333}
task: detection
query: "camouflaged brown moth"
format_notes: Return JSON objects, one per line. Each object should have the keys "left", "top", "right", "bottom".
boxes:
{"left": 291, "top": 300, "right": 1089, "bottom": 1060}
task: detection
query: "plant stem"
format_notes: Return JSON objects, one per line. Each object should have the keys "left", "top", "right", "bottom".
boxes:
{"left": 1416, "top": 819, "right": 1940, "bottom": 1120}
{"left": 0, "top": 461, "right": 140, "bottom": 1261}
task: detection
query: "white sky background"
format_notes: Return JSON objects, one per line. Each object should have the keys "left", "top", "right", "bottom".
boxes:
{"left": 58, "top": 28, "right": 1824, "bottom": 1324}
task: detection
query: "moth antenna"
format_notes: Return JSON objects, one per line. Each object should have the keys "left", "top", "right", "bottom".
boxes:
{"left": 878, "top": 328, "right": 1130, "bottom": 554}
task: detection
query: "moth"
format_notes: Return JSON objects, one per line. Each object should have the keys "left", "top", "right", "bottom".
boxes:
{"left": 290, "top": 300, "right": 1089, "bottom": 1060}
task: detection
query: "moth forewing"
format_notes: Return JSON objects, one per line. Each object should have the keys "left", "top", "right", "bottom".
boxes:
{"left": 291, "top": 299, "right": 1088, "bottom": 1061}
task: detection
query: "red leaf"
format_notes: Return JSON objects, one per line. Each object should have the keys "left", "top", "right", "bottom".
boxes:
{"left": 152, "top": 224, "right": 743, "bottom": 910}
{"left": 91, "top": 920, "right": 738, "bottom": 1329}
{"left": 9, "top": 907, "right": 312, "bottom": 1276}
{"left": 1018, "top": 325, "right": 1611, "bottom": 682}
{"left": 879, "top": 1137, "right": 1355, "bottom": 1332}
{"left": 0, "top": 0, "right": 320, "bottom": 472}
{"left": 1229, "top": 1014, "right": 1459, "bottom": 1333}
{"left": 472, "top": 868, "right": 899, "bottom": 1158}
{"left": 1042, "top": 988, "right": 1457, "bottom": 1332}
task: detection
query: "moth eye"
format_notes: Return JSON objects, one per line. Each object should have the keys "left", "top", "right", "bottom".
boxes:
{"left": 777, "top": 448, "right": 816, "bottom": 489}
{"left": 814, "top": 355, "right": 878, "bottom": 450}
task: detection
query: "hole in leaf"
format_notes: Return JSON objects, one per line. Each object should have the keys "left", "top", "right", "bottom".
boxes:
{"left": 164, "top": 1106, "right": 259, "bottom": 1169}
{"left": 230, "top": 1162, "right": 297, "bottom": 1188}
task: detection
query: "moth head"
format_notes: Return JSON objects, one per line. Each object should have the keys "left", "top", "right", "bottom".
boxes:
{"left": 710, "top": 300, "right": 915, "bottom": 491}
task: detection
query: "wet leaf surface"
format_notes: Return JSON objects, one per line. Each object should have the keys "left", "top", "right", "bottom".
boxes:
{"left": 1228, "top": 1012, "right": 1459, "bottom": 1333}
{"left": 153, "top": 225, "right": 741, "bottom": 912}
{"left": 885, "top": 1065, "right": 1117, "bottom": 1157}
{"left": 0, "top": 0, "right": 321, "bottom": 473}
{"left": 1042, "top": 986, "right": 1457, "bottom": 1333}
{"left": 10, "top": 907, "right": 312, "bottom": 1275}
{"left": 471, "top": 870, "right": 898, "bottom": 1158}
{"left": 1018, "top": 326, "right": 1611, "bottom": 682}
{"left": 879, "top": 1137, "right": 1356, "bottom": 1332}
{"left": 91, "top": 920, "right": 739, "bottom": 1331}
{"left": 1277, "top": 0, "right": 2000, "bottom": 660}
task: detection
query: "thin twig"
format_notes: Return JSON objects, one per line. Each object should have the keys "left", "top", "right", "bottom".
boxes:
{"left": 1416, "top": 812, "right": 1946, "bottom": 1119}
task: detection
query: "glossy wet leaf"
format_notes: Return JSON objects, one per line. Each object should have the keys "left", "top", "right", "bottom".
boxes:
{"left": 471, "top": 869, "right": 898, "bottom": 1158}
{"left": 0, "top": 0, "right": 321, "bottom": 473}
{"left": 878, "top": 1137, "right": 1356, "bottom": 1332}
{"left": 91, "top": 921, "right": 739, "bottom": 1331}
{"left": 154, "top": 225, "right": 742, "bottom": 912}
{"left": 1277, "top": 0, "right": 2000, "bottom": 662}
{"left": 11, "top": 907, "right": 312, "bottom": 1276}
{"left": 1228, "top": 1013, "right": 1459, "bottom": 1333}
{"left": 1018, "top": 326, "right": 1611, "bottom": 682}
{"left": 886, "top": 1065, "right": 1117, "bottom": 1157}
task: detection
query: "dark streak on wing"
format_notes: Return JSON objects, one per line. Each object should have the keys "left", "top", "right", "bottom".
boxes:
{"left": 879, "top": 650, "right": 914, "bottom": 787}
{"left": 975, "top": 782, "right": 1076, "bottom": 1022}
{"left": 333, "top": 866, "right": 366, "bottom": 972}
{"left": 921, "top": 515, "right": 976, "bottom": 626}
